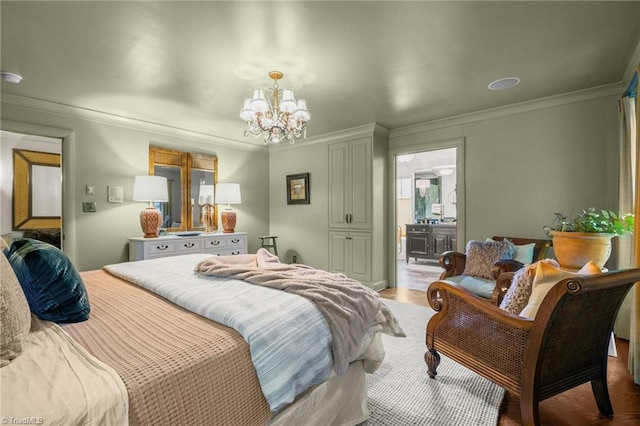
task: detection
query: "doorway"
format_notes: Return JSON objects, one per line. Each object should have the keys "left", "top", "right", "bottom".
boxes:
{"left": 395, "top": 148, "right": 457, "bottom": 291}
{"left": 1, "top": 130, "right": 63, "bottom": 248}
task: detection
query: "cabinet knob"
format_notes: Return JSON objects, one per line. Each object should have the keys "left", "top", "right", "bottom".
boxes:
{"left": 209, "top": 240, "right": 220, "bottom": 246}
{"left": 157, "top": 245, "right": 169, "bottom": 251}
{"left": 231, "top": 239, "right": 240, "bottom": 244}
{"left": 231, "top": 251, "right": 240, "bottom": 255}
{"left": 184, "top": 242, "right": 195, "bottom": 248}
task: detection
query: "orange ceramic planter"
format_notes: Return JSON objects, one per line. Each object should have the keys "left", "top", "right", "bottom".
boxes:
{"left": 550, "top": 231, "right": 614, "bottom": 270}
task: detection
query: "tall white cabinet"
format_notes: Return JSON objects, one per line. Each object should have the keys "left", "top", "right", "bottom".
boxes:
{"left": 328, "top": 125, "right": 388, "bottom": 290}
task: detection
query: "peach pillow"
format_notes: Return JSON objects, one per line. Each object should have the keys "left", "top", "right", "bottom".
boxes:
{"left": 519, "top": 261, "right": 601, "bottom": 319}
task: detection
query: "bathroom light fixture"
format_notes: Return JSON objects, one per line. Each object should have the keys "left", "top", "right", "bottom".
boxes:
{"left": 240, "top": 71, "right": 311, "bottom": 145}
{"left": 433, "top": 165, "right": 455, "bottom": 176}
{"left": 0, "top": 71, "right": 23, "bottom": 84}
{"left": 488, "top": 77, "right": 520, "bottom": 91}
{"left": 416, "top": 179, "right": 431, "bottom": 197}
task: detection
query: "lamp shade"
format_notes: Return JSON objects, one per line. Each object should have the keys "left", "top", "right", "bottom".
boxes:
{"left": 132, "top": 175, "right": 169, "bottom": 202}
{"left": 198, "top": 184, "right": 215, "bottom": 204}
{"left": 215, "top": 183, "right": 241, "bottom": 205}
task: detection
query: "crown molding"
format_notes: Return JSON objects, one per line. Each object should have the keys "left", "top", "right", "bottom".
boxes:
{"left": 390, "top": 83, "right": 625, "bottom": 139}
{"left": 0, "top": 92, "right": 266, "bottom": 152}
{"left": 269, "top": 123, "right": 390, "bottom": 152}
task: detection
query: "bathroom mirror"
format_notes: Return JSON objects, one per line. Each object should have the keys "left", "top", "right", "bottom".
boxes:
{"left": 413, "top": 172, "right": 441, "bottom": 223}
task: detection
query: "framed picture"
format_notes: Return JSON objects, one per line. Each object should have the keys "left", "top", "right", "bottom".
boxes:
{"left": 286, "top": 173, "right": 310, "bottom": 205}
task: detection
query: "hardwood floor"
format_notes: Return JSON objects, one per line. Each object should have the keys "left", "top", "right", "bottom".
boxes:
{"left": 379, "top": 287, "right": 640, "bottom": 425}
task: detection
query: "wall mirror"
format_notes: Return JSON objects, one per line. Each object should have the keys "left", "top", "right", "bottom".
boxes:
{"left": 149, "top": 146, "right": 218, "bottom": 232}
{"left": 414, "top": 172, "right": 441, "bottom": 223}
{"left": 13, "top": 148, "right": 62, "bottom": 231}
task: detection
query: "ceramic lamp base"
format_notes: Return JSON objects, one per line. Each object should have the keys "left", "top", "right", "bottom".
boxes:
{"left": 140, "top": 206, "right": 162, "bottom": 238}
{"left": 221, "top": 209, "right": 236, "bottom": 233}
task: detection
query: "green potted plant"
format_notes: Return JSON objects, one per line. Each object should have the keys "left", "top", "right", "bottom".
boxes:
{"left": 544, "top": 208, "right": 634, "bottom": 269}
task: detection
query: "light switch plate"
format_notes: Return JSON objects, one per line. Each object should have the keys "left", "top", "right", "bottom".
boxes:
{"left": 108, "top": 186, "right": 124, "bottom": 203}
{"left": 82, "top": 201, "right": 96, "bottom": 212}
{"left": 85, "top": 185, "right": 94, "bottom": 195}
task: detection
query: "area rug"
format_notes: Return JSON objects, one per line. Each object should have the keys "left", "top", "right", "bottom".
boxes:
{"left": 360, "top": 299, "right": 505, "bottom": 425}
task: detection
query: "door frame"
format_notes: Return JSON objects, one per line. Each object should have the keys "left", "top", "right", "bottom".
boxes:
{"left": 387, "top": 137, "right": 465, "bottom": 288}
{"left": 1, "top": 120, "right": 76, "bottom": 262}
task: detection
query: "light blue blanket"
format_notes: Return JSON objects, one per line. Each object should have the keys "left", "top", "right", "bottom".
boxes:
{"left": 104, "top": 254, "right": 333, "bottom": 413}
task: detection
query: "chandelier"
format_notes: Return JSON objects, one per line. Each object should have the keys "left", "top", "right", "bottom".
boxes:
{"left": 240, "top": 71, "right": 311, "bottom": 144}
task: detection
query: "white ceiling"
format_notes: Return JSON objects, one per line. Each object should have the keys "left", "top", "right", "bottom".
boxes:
{"left": 1, "top": 2, "right": 639, "bottom": 146}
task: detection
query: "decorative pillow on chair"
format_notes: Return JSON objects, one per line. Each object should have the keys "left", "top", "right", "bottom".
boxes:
{"left": 512, "top": 242, "right": 537, "bottom": 264}
{"left": 6, "top": 239, "right": 90, "bottom": 324}
{"left": 519, "top": 261, "right": 602, "bottom": 319}
{"left": 499, "top": 259, "right": 559, "bottom": 314}
{"left": 1, "top": 245, "right": 32, "bottom": 367}
{"left": 463, "top": 239, "right": 515, "bottom": 279}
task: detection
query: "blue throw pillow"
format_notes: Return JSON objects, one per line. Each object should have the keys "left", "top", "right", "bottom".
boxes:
{"left": 7, "top": 238, "right": 90, "bottom": 323}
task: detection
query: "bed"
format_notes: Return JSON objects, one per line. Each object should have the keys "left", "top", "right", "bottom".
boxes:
{"left": 1, "top": 239, "right": 403, "bottom": 426}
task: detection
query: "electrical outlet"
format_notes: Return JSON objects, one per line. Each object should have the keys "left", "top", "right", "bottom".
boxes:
{"left": 82, "top": 201, "right": 96, "bottom": 213}
{"left": 292, "top": 255, "right": 297, "bottom": 263}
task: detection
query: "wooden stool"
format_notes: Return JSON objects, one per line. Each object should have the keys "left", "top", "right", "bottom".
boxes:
{"left": 259, "top": 236, "right": 278, "bottom": 256}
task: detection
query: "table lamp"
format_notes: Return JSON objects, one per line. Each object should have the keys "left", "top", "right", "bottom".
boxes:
{"left": 215, "top": 183, "right": 241, "bottom": 233}
{"left": 132, "top": 175, "right": 169, "bottom": 238}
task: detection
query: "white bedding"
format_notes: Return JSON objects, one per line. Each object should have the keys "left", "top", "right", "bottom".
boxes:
{"left": 104, "top": 254, "right": 391, "bottom": 413}
{"left": 0, "top": 317, "right": 128, "bottom": 425}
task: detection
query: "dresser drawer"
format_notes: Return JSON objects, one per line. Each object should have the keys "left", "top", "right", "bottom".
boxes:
{"left": 175, "top": 239, "right": 203, "bottom": 253}
{"left": 147, "top": 241, "right": 176, "bottom": 256}
{"left": 203, "top": 234, "right": 247, "bottom": 249}
{"left": 205, "top": 248, "right": 246, "bottom": 256}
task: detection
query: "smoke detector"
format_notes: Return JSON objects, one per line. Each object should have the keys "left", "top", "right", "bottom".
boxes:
{"left": 1, "top": 72, "right": 23, "bottom": 84}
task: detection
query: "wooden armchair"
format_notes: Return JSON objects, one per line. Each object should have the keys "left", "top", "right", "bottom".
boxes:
{"left": 439, "top": 236, "right": 551, "bottom": 303}
{"left": 424, "top": 268, "right": 640, "bottom": 426}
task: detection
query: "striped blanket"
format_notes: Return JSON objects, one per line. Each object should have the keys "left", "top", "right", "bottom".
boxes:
{"left": 197, "top": 249, "right": 405, "bottom": 375}
{"left": 104, "top": 254, "right": 335, "bottom": 413}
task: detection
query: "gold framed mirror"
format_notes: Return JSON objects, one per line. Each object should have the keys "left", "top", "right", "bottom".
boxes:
{"left": 13, "top": 149, "right": 62, "bottom": 230}
{"left": 149, "top": 146, "right": 218, "bottom": 232}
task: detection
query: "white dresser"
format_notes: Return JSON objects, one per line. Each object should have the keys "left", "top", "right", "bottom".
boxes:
{"left": 128, "top": 232, "right": 248, "bottom": 261}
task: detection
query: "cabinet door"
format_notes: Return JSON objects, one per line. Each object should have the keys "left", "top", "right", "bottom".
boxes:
{"left": 349, "top": 232, "right": 372, "bottom": 283}
{"left": 329, "top": 142, "right": 349, "bottom": 228}
{"left": 329, "top": 231, "right": 349, "bottom": 275}
{"left": 348, "top": 138, "right": 372, "bottom": 229}
{"left": 328, "top": 138, "right": 372, "bottom": 230}
{"left": 407, "top": 229, "right": 429, "bottom": 259}
{"left": 431, "top": 233, "right": 448, "bottom": 257}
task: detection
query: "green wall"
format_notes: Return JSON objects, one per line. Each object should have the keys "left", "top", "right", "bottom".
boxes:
{"left": 1, "top": 102, "right": 270, "bottom": 271}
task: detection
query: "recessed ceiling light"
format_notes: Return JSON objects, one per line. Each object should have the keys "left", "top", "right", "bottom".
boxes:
{"left": 1, "top": 71, "right": 23, "bottom": 84}
{"left": 488, "top": 77, "right": 520, "bottom": 91}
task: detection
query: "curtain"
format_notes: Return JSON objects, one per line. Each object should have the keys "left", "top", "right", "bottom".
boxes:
{"left": 619, "top": 66, "right": 639, "bottom": 383}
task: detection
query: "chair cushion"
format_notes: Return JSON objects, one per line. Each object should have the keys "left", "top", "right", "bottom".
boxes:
{"left": 1, "top": 241, "right": 32, "bottom": 367}
{"left": 519, "top": 261, "right": 602, "bottom": 319}
{"left": 444, "top": 275, "right": 496, "bottom": 299}
{"left": 463, "top": 239, "right": 514, "bottom": 279}
{"left": 499, "top": 259, "right": 559, "bottom": 314}
{"left": 6, "top": 239, "right": 90, "bottom": 324}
